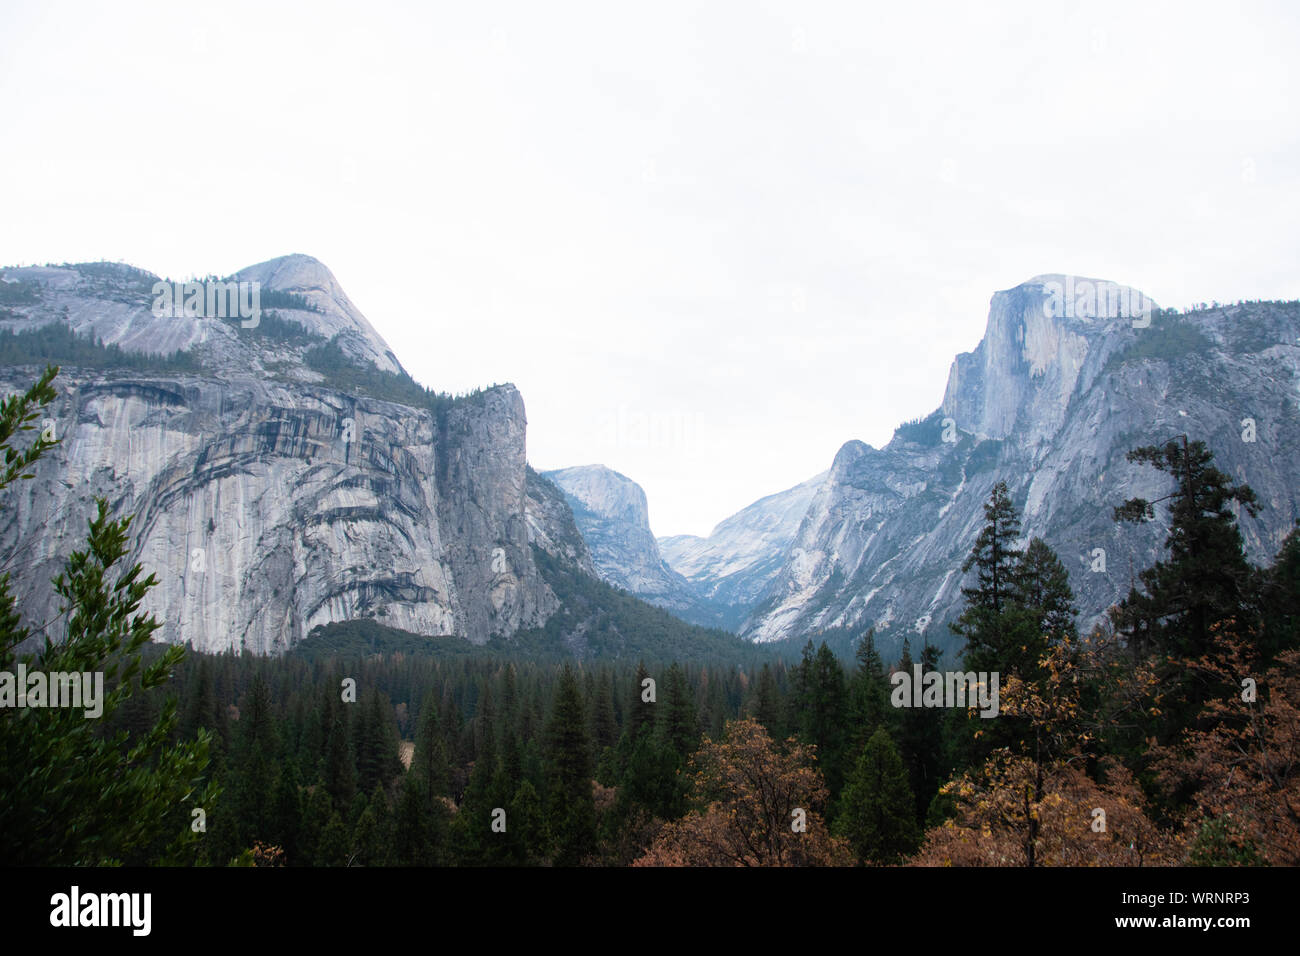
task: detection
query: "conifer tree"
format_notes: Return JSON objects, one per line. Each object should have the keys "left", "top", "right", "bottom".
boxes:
{"left": 1112, "top": 438, "right": 1261, "bottom": 742}
{"left": 315, "top": 811, "right": 350, "bottom": 866}
{"left": 895, "top": 641, "right": 946, "bottom": 823}
{"left": 951, "top": 481, "right": 1023, "bottom": 674}
{"left": 848, "top": 629, "right": 892, "bottom": 754}
{"left": 1259, "top": 524, "right": 1300, "bottom": 661}
{"left": 269, "top": 759, "right": 303, "bottom": 864}
{"left": 835, "top": 728, "right": 921, "bottom": 863}
{"left": 794, "top": 641, "right": 848, "bottom": 797}
{"left": 1113, "top": 438, "right": 1260, "bottom": 660}
{"left": 1004, "top": 537, "right": 1077, "bottom": 680}
{"left": 0, "top": 367, "right": 216, "bottom": 865}
{"left": 657, "top": 662, "right": 698, "bottom": 761}
{"left": 626, "top": 660, "right": 655, "bottom": 742}
{"left": 354, "top": 688, "right": 401, "bottom": 795}
{"left": 545, "top": 664, "right": 596, "bottom": 865}
{"left": 750, "top": 661, "right": 785, "bottom": 738}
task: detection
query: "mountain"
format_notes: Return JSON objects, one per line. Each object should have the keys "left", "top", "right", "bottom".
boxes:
{"left": 0, "top": 256, "right": 594, "bottom": 654}
{"left": 740, "top": 276, "right": 1300, "bottom": 659}
{"left": 659, "top": 473, "right": 825, "bottom": 630}
{"left": 541, "top": 464, "right": 716, "bottom": 626}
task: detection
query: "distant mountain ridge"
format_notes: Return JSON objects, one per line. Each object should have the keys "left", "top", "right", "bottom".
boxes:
{"left": 544, "top": 277, "right": 1300, "bottom": 663}
{"left": 659, "top": 473, "right": 825, "bottom": 630}
{"left": 741, "top": 278, "right": 1300, "bottom": 658}
{"left": 541, "top": 465, "right": 716, "bottom": 626}
{"left": 0, "top": 256, "right": 594, "bottom": 654}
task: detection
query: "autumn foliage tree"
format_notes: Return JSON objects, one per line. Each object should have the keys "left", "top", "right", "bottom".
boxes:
{"left": 633, "top": 718, "right": 851, "bottom": 866}
{"left": 914, "top": 635, "right": 1175, "bottom": 866}
{"left": 1154, "top": 641, "right": 1300, "bottom": 865}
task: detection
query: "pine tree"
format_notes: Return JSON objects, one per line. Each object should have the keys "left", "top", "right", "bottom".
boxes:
{"left": 320, "top": 685, "right": 356, "bottom": 810}
{"left": 657, "top": 663, "right": 698, "bottom": 761}
{"left": 0, "top": 367, "right": 216, "bottom": 865}
{"left": 794, "top": 641, "right": 848, "bottom": 797}
{"left": 895, "top": 641, "right": 945, "bottom": 823}
{"left": 315, "top": 811, "right": 350, "bottom": 866}
{"left": 1112, "top": 438, "right": 1261, "bottom": 742}
{"left": 835, "top": 728, "right": 921, "bottom": 864}
{"left": 1113, "top": 438, "right": 1260, "bottom": 660}
{"left": 545, "top": 664, "right": 596, "bottom": 865}
{"left": 506, "top": 778, "right": 546, "bottom": 865}
{"left": 269, "top": 759, "right": 303, "bottom": 864}
{"left": 1002, "top": 537, "right": 1077, "bottom": 680}
{"left": 1259, "top": 524, "right": 1300, "bottom": 662}
{"left": 233, "top": 673, "right": 279, "bottom": 846}
{"left": 848, "top": 629, "right": 892, "bottom": 754}
{"left": 299, "top": 780, "right": 334, "bottom": 865}
{"left": 354, "top": 688, "right": 401, "bottom": 795}
{"left": 951, "top": 481, "right": 1023, "bottom": 674}
{"left": 453, "top": 702, "right": 510, "bottom": 866}
{"left": 750, "top": 661, "right": 785, "bottom": 739}
{"left": 626, "top": 660, "right": 655, "bottom": 742}
{"left": 590, "top": 672, "right": 618, "bottom": 785}
{"left": 410, "top": 690, "right": 449, "bottom": 803}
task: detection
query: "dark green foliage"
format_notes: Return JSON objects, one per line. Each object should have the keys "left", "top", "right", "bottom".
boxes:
{"left": 991, "top": 536, "right": 1078, "bottom": 693}
{"left": 750, "top": 661, "right": 787, "bottom": 739}
{"left": 269, "top": 760, "right": 303, "bottom": 863}
{"left": 506, "top": 779, "right": 547, "bottom": 865}
{"left": 1186, "top": 816, "right": 1266, "bottom": 867}
{"left": 0, "top": 367, "right": 215, "bottom": 865}
{"left": 965, "top": 438, "right": 1005, "bottom": 475}
{"left": 316, "top": 811, "right": 351, "bottom": 866}
{"left": 545, "top": 665, "right": 596, "bottom": 865}
{"left": 951, "top": 481, "right": 1022, "bottom": 675}
{"left": 1259, "top": 524, "right": 1300, "bottom": 662}
{"left": 1112, "top": 439, "right": 1260, "bottom": 744}
{"left": 895, "top": 641, "right": 946, "bottom": 824}
{"left": 355, "top": 687, "right": 403, "bottom": 795}
{"left": 847, "top": 630, "right": 893, "bottom": 755}
{"left": 1104, "top": 311, "right": 1213, "bottom": 371}
{"left": 893, "top": 410, "right": 946, "bottom": 445}
{"left": 296, "top": 620, "right": 483, "bottom": 662}
{"left": 508, "top": 546, "right": 770, "bottom": 666}
{"left": 255, "top": 289, "right": 322, "bottom": 313}
{"left": 221, "top": 309, "right": 323, "bottom": 345}
{"left": 303, "top": 337, "right": 461, "bottom": 416}
{"left": 793, "top": 640, "right": 849, "bottom": 798}
{"left": 0, "top": 322, "right": 198, "bottom": 371}
{"left": 657, "top": 663, "right": 698, "bottom": 761}
{"left": 835, "top": 728, "right": 921, "bottom": 864}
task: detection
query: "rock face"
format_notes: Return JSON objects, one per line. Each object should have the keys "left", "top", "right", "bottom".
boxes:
{"left": 659, "top": 473, "right": 825, "bottom": 630}
{"left": 542, "top": 465, "right": 713, "bottom": 625}
{"left": 741, "top": 277, "right": 1300, "bottom": 658}
{"left": 0, "top": 258, "right": 583, "bottom": 654}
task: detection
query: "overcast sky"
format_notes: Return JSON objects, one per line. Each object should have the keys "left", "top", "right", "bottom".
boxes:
{"left": 2, "top": 1, "right": 1297, "bottom": 537}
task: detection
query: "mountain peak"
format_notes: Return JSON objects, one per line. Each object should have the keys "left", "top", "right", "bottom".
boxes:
{"left": 234, "top": 254, "right": 401, "bottom": 374}
{"left": 941, "top": 273, "right": 1159, "bottom": 443}
{"left": 235, "top": 253, "right": 339, "bottom": 294}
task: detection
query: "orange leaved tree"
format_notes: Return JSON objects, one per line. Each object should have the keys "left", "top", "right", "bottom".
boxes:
{"left": 633, "top": 718, "right": 851, "bottom": 866}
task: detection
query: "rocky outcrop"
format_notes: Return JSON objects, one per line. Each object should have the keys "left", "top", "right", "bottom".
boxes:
{"left": 0, "top": 258, "right": 577, "bottom": 654}
{"left": 659, "top": 473, "right": 824, "bottom": 630}
{"left": 542, "top": 465, "right": 713, "bottom": 624}
{"left": 742, "top": 278, "right": 1300, "bottom": 657}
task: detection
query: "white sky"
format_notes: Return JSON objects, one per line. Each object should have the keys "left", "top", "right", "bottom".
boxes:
{"left": 2, "top": 1, "right": 1297, "bottom": 537}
